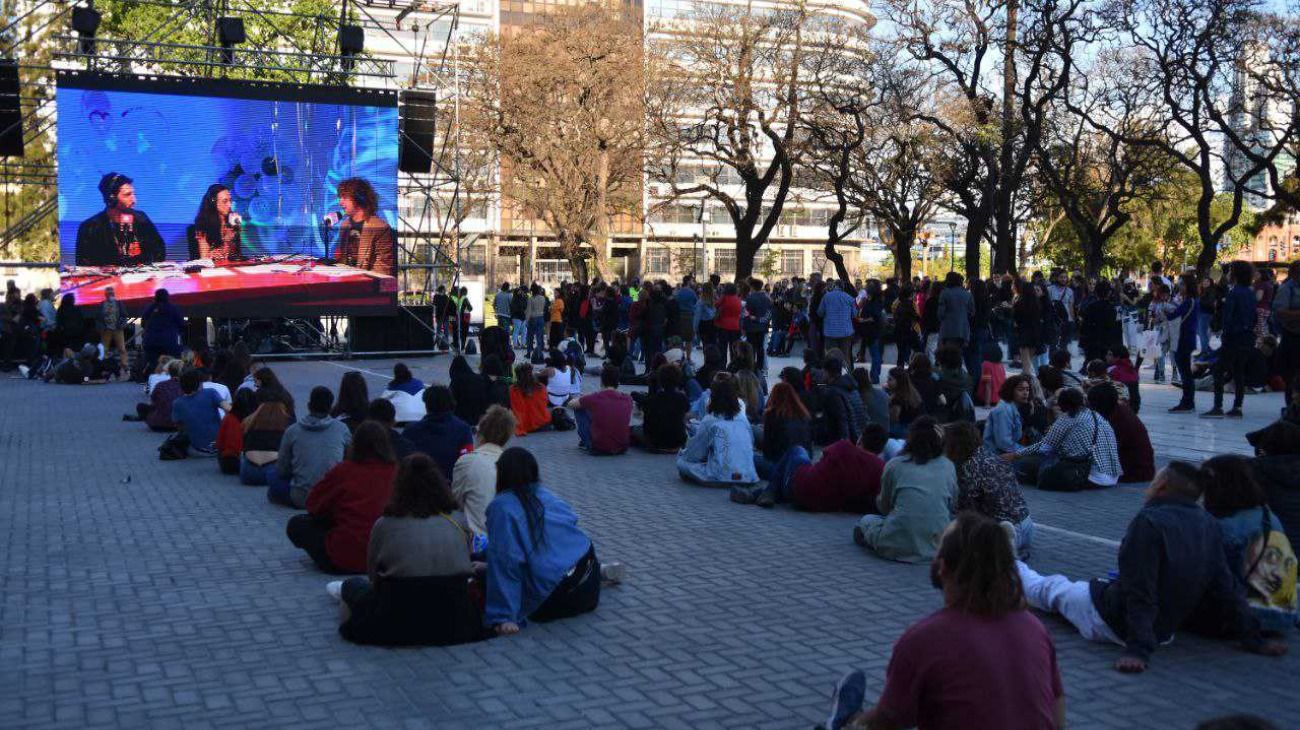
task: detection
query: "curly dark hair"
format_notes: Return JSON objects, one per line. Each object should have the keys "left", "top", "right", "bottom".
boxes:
{"left": 384, "top": 453, "right": 458, "bottom": 518}
{"left": 337, "top": 177, "right": 379, "bottom": 217}
{"left": 903, "top": 415, "right": 944, "bottom": 465}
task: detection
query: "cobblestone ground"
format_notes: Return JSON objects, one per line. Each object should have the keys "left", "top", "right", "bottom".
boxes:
{"left": 1, "top": 348, "right": 1296, "bottom": 729}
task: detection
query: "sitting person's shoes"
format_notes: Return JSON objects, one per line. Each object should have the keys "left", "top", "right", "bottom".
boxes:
{"left": 753, "top": 486, "right": 777, "bottom": 508}
{"left": 821, "top": 669, "right": 866, "bottom": 730}
{"left": 852, "top": 524, "right": 868, "bottom": 547}
{"left": 600, "top": 562, "right": 625, "bottom": 584}
{"left": 730, "top": 486, "right": 759, "bottom": 504}
{"left": 325, "top": 580, "right": 343, "bottom": 600}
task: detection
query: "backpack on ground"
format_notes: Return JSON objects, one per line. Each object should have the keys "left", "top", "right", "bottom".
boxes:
{"left": 550, "top": 407, "right": 575, "bottom": 431}
{"left": 158, "top": 432, "right": 190, "bottom": 460}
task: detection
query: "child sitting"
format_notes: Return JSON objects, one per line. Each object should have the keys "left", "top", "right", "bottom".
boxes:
{"left": 976, "top": 346, "right": 1007, "bottom": 406}
{"left": 1106, "top": 346, "right": 1141, "bottom": 413}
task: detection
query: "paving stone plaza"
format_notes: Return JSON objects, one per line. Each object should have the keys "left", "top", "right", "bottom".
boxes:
{"left": 2, "top": 351, "right": 1297, "bottom": 729}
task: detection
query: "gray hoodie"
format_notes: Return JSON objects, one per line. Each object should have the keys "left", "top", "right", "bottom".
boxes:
{"left": 278, "top": 413, "right": 352, "bottom": 508}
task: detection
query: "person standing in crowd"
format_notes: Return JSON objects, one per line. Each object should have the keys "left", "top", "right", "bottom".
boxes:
{"left": 403, "top": 385, "right": 474, "bottom": 480}
{"left": 1012, "top": 278, "right": 1041, "bottom": 375}
{"left": 675, "top": 276, "right": 699, "bottom": 360}
{"left": 856, "top": 280, "right": 885, "bottom": 383}
{"left": 140, "top": 289, "right": 184, "bottom": 374}
{"left": 1271, "top": 261, "right": 1300, "bottom": 405}
{"left": 525, "top": 284, "right": 548, "bottom": 361}
{"left": 713, "top": 283, "right": 743, "bottom": 368}
{"left": 1016, "top": 462, "right": 1287, "bottom": 673}
{"left": 509, "top": 284, "right": 529, "bottom": 349}
{"left": 268, "top": 386, "right": 353, "bottom": 508}
{"left": 892, "top": 284, "right": 919, "bottom": 367}
{"left": 548, "top": 286, "right": 566, "bottom": 351}
{"left": 493, "top": 282, "right": 513, "bottom": 332}
{"left": 1079, "top": 279, "right": 1121, "bottom": 368}
{"left": 485, "top": 448, "right": 612, "bottom": 635}
{"left": 821, "top": 513, "right": 1064, "bottom": 730}
{"left": 818, "top": 280, "right": 856, "bottom": 357}
{"left": 937, "top": 272, "right": 974, "bottom": 353}
{"left": 286, "top": 422, "right": 398, "bottom": 574}
{"left": 743, "top": 278, "right": 773, "bottom": 373}
{"left": 96, "top": 286, "right": 129, "bottom": 377}
{"left": 1047, "top": 269, "right": 1076, "bottom": 352}
{"left": 1204, "top": 261, "right": 1260, "bottom": 419}
{"left": 1166, "top": 273, "right": 1201, "bottom": 412}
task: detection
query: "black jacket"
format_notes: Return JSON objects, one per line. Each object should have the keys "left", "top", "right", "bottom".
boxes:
{"left": 75, "top": 209, "right": 166, "bottom": 266}
{"left": 1090, "top": 496, "right": 1262, "bottom": 662}
{"left": 761, "top": 415, "right": 813, "bottom": 462}
{"left": 818, "top": 375, "right": 867, "bottom": 446}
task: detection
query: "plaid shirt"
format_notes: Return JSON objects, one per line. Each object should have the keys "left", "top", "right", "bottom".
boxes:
{"left": 1027, "top": 409, "right": 1121, "bottom": 482}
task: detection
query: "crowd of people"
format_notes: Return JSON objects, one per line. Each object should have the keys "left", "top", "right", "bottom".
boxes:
{"left": 8, "top": 257, "right": 1300, "bottom": 725}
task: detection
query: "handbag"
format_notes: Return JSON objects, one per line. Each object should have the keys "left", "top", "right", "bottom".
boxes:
{"left": 158, "top": 432, "right": 190, "bottom": 460}
{"left": 1038, "top": 413, "right": 1099, "bottom": 492}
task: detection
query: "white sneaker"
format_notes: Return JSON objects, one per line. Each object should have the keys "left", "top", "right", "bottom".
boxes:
{"left": 17, "top": 364, "right": 28, "bottom": 378}
{"left": 600, "top": 562, "right": 625, "bottom": 584}
{"left": 325, "top": 580, "right": 343, "bottom": 600}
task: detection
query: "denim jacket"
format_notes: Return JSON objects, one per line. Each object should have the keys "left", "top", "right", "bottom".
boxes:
{"left": 677, "top": 414, "right": 757, "bottom": 485}
{"left": 983, "top": 401, "right": 1023, "bottom": 455}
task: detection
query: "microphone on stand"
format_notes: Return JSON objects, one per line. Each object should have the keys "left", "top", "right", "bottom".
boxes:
{"left": 119, "top": 213, "right": 141, "bottom": 261}
{"left": 228, "top": 211, "right": 243, "bottom": 228}
{"left": 322, "top": 210, "right": 344, "bottom": 227}
{"left": 320, "top": 210, "right": 345, "bottom": 264}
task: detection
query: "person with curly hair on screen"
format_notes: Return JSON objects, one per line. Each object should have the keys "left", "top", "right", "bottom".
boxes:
{"left": 333, "top": 177, "right": 395, "bottom": 276}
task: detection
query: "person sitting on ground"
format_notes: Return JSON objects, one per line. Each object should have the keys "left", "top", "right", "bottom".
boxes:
{"left": 240, "top": 387, "right": 294, "bottom": 486}
{"left": 945, "top": 422, "right": 1033, "bottom": 558}
{"left": 854, "top": 416, "right": 958, "bottom": 564}
{"left": 932, "top": 345, "right": 974, "bottom": 422}
{"left": 286, "top": 421, "right": 398, "bottom": 574}
{"left": 387, "top": 362, "right": 424, "bottom": 396}
{"left": 509, "top": 362, "right": 553, "bottom": 435}
{"left": 1199, "top": 455, "right": 1298, "bottom": 634}
{"left": 252, "top": 367, "right": 295, "bottom": 420}
{"left": 268, "top": 386, "right": 353, "bottom": 508}
{"left": 480, "top": 355, "right": 512, "bottom": 411}
{"left": 449, "top": 355, "right": 491, "bottom": 427}
{"left": 142, "top": 359, "right": 185, "bottom": 430}
{"left": 367, "top": 398, "right": 416, "bottom": 460}
{"left": 486, "top": 447, "right": 618, "bottom": 635}
{"left": 331, "top": 371, "right": 370, "bottom": 433}
{"left": 753, "top": 381, "right": 814, "bottom": 480}
{"left": 677, "top": 377, "right": 759, "bottom": 487}
{"left": 853, "top": 367, "right": 890, "bottom": 432}
{"left": 1107, "top": 345, "right": 1142, "bottom": 413}
{"left": 1087, "top": 384, "right": 1155, "bottom": 483}
{"left": 822, "top": 512, "right": 1065, "bottom": 730}
{"left": 216, "top": 388, "right": 257, "bottom": 475}
{"left": 544, "top": 349, "right": 582, "bottom": 408}
{"left": 1246, "top": 375, "right": 1300, "bottom": 456}
{"left": 976, "top": 345, "right": 1008, "bottom": 406}
{"left": 780, "top": 365, "right": 822, "bottom": 423}
{"left": 1084, "top": 358, "right": 1129, "bottom": 406}
{"left": 1005, "top": 386, "right": 1122, "bottom": 491}
{"left": 984, "top": 374, "right": 1033, "bottom": 456}
{"left": 728, "top": 341, "right": 766, "bottom": 421}
{"left": 571, "top": 364, "right": 633, "bottom": 455}
{"left": 171, "top": 367, "right": 232, "bottom": 455}
{"left": 332, "top": 453, "right": 484, "bottom": 647}
{"left": 861, "top": 421, "right": 904, "bottom": 462}
{"left": 451, "top": 405, "right": 515, "bottom": 539}
{"left": 908, "top": 353, "right": 940, "bottom": 413}
{"left": 690, "top": 371, "right": 749, "bottom": 422}
{"left": 631, "top": 362, "right": 690, "bottom": 452}
{"left": 1049, "top": 348, "right": 1084, "bottom": 390}
{"left": 818, "top": 356, "right": 868, "bottom": 446}
{"left": 146, "top": 355, "right": 176, "bottom": 397}
{"left": 403, "top": 385, "right": 474, "bottom": 480}
{"left": 738, "top": 424, "right": 885, "bottom": 513}
{"left": 694, "top": 344, "right": 724, "bottom": 397}
{"left": 1015, "top": 461, "right": 1288, "bottom": 673}
{"left": 884, "top": 366, "right": 923, "bottom": 439}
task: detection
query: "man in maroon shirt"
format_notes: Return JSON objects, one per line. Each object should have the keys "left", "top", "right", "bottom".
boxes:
{"left": 821, "top": 512, "right": 1066, "bottom": 730}
{"left": 572, "top": 364, "right": 633, "bottom": 455}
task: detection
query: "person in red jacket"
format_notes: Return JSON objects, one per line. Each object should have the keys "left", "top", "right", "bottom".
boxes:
{"left": 1087, "top": 384, "right": 1154, "bottom": 483}
{"left": 733, "top": 429, "right": 885, "bottom": 512}
{"left": 714, "top": 283, "right": 743, "bottom": 368}
{"left": 286, "top": 421, "right": 398, "bottom": 573}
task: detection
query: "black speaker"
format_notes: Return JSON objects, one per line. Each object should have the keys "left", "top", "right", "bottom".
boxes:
{"left": 398, "top": 90, "right": 437, "bottom": 174}
{"left": 217, "top": 17, "right": 246, "bottom": 45}
{"left": 350, "top": 308, "right": 435, "bottom": 352}
{"left": 339, "top": 24, "right": 365, "bottom": 56}
{"left": 0, "top": 59, "right": 21, "bottom": 157}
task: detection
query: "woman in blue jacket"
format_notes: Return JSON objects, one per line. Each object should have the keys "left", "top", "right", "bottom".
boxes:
{"left": 485, "top": 448, "right": 607, "bottom": 635}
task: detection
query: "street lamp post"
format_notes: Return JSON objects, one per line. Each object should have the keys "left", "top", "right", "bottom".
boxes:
{"left": 697, "top": 199, "right": 708, "bottom": 279}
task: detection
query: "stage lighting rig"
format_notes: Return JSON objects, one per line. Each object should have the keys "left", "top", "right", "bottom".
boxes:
{"left": 71, "top": 4, "right": 102, "bottom": 56}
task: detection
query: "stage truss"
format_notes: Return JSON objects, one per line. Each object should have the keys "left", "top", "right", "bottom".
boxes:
{"left": 0, "top": 0, "right": 470, "bottom": 355}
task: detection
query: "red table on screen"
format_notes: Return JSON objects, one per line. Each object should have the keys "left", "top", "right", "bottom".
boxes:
{"left": 61, "top": 263, "right": 398, "bottom": 313}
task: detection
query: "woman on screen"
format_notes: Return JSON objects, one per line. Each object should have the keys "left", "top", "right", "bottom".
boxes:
{"left": 189, "top": 184, "right": 243, "bottom": 264}
{"left": 74, "top": 172, "right": 166, "bottom": 267}
{"left": 335, "top": 177, "right": 395, "bottom": 277}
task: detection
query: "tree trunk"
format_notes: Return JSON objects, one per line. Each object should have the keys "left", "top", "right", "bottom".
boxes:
{"left": 734, "top": 229, "right": 758, "bottom": 281}
{"left": 993, "top": 0, "right": 1019, "bottom": 276}
{"left": 965, "top": 213, "right": 988, "bottom": 279}
{"left": 893, "top": 228, "right": 915, "bottom": 281}
{"left": 1083, "top": 232, "right": 1105, "bottom": 279}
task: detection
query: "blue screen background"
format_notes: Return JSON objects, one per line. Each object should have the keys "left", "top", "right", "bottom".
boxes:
{"left": 56, "top": 86, "right": 398, "bottom": 264}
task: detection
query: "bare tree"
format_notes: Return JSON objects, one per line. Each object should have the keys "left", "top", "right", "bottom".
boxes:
{"left": 645, "top": 1, "right": 811, "bottom": 281}
{"left": 462, "top": 5, "right": 644, "bottom": 281}
{"left": 884, "top": 0, "right": 1075, "bottom": 275}
{"left": 1098, "top": 0, "right": 1298, "bottom": 274}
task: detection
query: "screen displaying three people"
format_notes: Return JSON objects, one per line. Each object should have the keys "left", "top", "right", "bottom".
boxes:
{"left": 56, "top": 74, "right": 400, "bottom": 315}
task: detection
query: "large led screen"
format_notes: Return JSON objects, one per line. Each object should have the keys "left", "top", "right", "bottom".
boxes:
{"left": 56, "top": 72, "right": 399, "bottom": 316}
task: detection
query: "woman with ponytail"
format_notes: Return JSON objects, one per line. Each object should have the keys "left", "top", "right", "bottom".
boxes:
{"left": 484, "top": 448, "right": 619, "bottom": 635}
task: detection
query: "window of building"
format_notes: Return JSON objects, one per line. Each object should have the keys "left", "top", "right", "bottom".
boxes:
{"left": 811, "top": 252, "right": 827, "bottom": 275}
{"left": 646, "top": 246, "right": 671, "bottom": 273}
{"left": 714, "top": 248, "right": 736, "bottom": 275}
{"left": 781, "top": 250, "right": 803, "bottom": 276}
{"left": 463, "top": 245, "right": 487, "bottom": 275}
